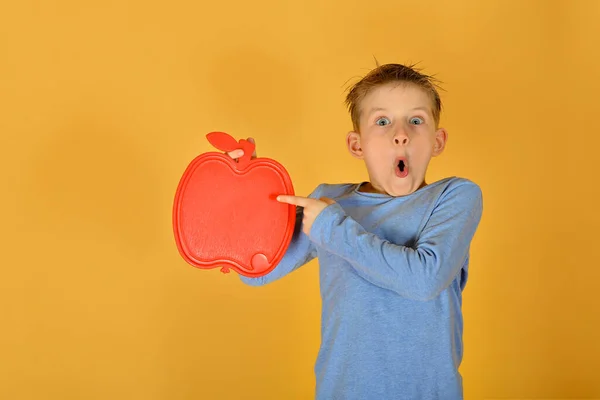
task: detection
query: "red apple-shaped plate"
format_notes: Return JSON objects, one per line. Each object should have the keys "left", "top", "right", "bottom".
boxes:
{"left": 172, "top": 132, "right": 295, "bottom": 277}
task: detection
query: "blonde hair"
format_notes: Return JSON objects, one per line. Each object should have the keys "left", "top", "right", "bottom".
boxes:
{"left": 345, "top": 63, "right": 443, "bottom": 131}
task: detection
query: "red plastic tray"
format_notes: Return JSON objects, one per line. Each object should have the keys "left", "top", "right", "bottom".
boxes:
{"left": 172, "top": 132, "right": 295, "bottom": 277}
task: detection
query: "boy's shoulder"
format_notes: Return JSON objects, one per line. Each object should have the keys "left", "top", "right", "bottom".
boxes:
{"left": 309, "top": 176, "right": 481, "bottom": 201}
{"left": 433, "top": 176, "right": 482, "bottom": 199}
{"left": 307, "top": 182, "right": 358, "bottom": 199}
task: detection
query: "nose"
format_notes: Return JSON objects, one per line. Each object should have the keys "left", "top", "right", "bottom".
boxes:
{"left": 393, "top": 129, "right": 409, "bottom": 146}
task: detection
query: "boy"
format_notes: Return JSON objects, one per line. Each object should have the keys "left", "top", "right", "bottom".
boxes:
{"left": 228, "top": 63, "right": 483, "bottom": 399}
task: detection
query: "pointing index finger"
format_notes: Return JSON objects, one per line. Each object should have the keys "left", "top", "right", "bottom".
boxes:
{"left": 276, "top": 195, "right": 310, "bottom": 207}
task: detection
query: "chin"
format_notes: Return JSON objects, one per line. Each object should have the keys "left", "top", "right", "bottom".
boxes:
{"left": 386, "top": 179, "right": 418, "bottom": 197}
{"left": 388, "top": 189, "right": 415, "bottom": 197}
{"left": 382, "top": 187, "right": 412, "bottom": 197}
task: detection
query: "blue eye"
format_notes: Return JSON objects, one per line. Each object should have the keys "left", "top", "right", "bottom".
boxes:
{"left": 376, "top": 117, "right": 391, "bottom": 126}
{"left": 410, "top": 117, "right": 424, "bottom": 125}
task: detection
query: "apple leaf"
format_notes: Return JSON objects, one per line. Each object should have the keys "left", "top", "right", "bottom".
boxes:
{"left": 206, "top": 132, "right": 239, "bottom": 152}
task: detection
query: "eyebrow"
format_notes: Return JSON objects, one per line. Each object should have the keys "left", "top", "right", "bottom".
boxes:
{"left": 366, "top": 106, "right": 431, "bottom": 116}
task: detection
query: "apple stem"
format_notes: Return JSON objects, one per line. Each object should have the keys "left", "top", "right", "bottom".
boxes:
{"left": 236, "top": 139, "right": 255, "bottom": 169}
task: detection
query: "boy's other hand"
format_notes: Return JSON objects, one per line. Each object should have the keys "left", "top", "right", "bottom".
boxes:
{"left": 225, "top": 137, "right": 257, "bottom": 160}
{"left": 276, "top": 195, "right": 336, "bottom": 236}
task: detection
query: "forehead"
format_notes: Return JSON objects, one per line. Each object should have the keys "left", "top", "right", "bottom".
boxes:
{"left": 360, "top": 82, "right": 433, "bottom": 115}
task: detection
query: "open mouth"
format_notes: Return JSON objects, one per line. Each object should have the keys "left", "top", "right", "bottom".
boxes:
{"left": 395, "top": 157, "right": 409, "bottom": 178}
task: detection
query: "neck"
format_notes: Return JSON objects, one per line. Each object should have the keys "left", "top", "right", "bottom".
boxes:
{"left": 358, "top": 180, "right": 428, "bottom": 195}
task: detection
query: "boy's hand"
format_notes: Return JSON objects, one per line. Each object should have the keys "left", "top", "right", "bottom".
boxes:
{"left": 225, "top": 137, "right": 257, "bottom": 160}
{"left": 226, "top": 140, "right": 334, "bottom": 235}
{"left": 277, "top": 195, "right": 336, "bottom": 236}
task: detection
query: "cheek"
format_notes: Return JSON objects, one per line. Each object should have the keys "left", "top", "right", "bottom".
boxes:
{"left": 364, "top": 136, "right": 389, "bottom": 152}
{"left": 408, "top": 143, "right": 432, "bottom": 166}
{"left": 363, "top": 152, "right": 386, "bottom": 172}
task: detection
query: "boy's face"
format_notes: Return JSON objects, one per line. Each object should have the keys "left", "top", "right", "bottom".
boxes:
{"left": 346, "top": 82, "right": 447, "bottom": 197}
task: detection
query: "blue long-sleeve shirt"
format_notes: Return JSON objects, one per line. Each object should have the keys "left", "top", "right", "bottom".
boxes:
{"left": 240, "top": 176, "right": 483, "bottom": 400}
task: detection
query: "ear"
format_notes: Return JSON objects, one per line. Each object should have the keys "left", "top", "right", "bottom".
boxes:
{"left": 346, "top": 131, "right": 364, "bottom": 159}
{"left": 432, "top": 127, "right": 448, "bottom": 156}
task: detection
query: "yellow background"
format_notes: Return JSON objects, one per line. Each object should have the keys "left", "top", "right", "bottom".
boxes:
{"left": 2, "top": 0, "right": 599, "bottom": 399}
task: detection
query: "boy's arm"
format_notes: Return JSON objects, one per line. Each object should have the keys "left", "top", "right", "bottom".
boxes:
{"left": 238, "top": 186, "right": 323, "bottom": 286}
{"left": 309, "top": 181, "right": 483, "bottom": 301}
